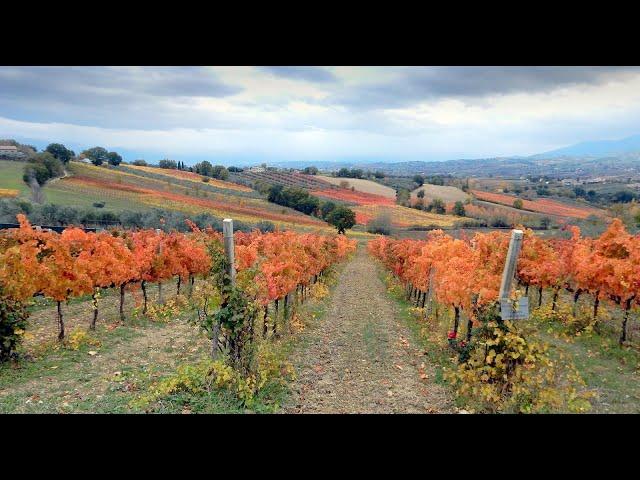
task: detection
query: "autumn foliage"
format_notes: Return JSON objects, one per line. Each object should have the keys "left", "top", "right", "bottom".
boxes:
{"left": 0, "top": 215, "right": 355, "bottom": 345}
{"left": 471, "top": 190, "right": 603, "bottom": 219}
{"left": 369, "top": 218, "right": 640, "bottom": 344}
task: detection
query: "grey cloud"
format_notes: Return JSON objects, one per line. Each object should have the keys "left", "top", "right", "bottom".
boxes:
{"left": 323, "top": 66, "right": 640, "bottom": 109}
{"left": 0, "top": 66, "right": 243, "bottom": 129}
{"left": 258, "top": 66, "right": 337, "bottom": 83}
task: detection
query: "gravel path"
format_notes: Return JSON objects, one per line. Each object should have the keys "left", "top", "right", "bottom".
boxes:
{"left": 283, "top": 244, "right": 452, "bottom": 413}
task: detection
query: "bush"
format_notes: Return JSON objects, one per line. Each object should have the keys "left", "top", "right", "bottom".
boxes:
{"left": 0, "top": 289, "right": 29, "bottom": 361}
{"left": 366, "top": 212, "right": 392, "bottom": 235}
{"left": 513, "top": 198, "right": 524, "bottom": 209}
{"left": 455, "top": 218, "right": 487, "bottom": 228}
{"left": 132, "top": 159, "right": 148, "bottom": 166}
{"left": 159, "top": 159, "right": 178, "bottom": 169}
{"left": 255, "top": 221, "right": 275, "bottom": 233}
{"left": 453, "top": 201, "right": 466, "bottom": 217}
{"left": 489, "top": 215, "right": 510, "bottom": 228}
{"left": 93, "top": 202, "right": 105, "bottom": 208}
{"left": 445, "top": 305, "right": 592, "bottom": 413}
{"left": 427, "top": 198, "right": 446, "bottom": 214}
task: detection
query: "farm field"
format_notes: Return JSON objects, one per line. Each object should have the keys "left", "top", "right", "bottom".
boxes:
{"left": 0, "top": 160, "right": 31, "bottom": 196}
{"left": 5, "top": 161, "right": 337, "bottom": 230}
{"left": 311, "top": 188, "right": 396, "bottom": 207}
{"left": 2, "top": 221, "right": 640, "bottom": 414}
{"left": 125, "top": 164, "right": 253, "bottom": 193}
{"left": 317, "top": 176, "right": 397, "bottom": 199}
{"left": 353, "top": 204, "right": 457, "bottom": 227}
{"left": 236, "top": 170, "right": 334, "bottom": 190}
{"left": 471, "top": 189, "right": 605, "bottom": 219}
{"left": 411, "top": 184, "right": 469, "bottom": 203}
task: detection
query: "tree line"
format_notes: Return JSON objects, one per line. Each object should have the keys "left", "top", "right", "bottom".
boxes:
{"left": 266, "top": 185, "right": 356, "bottom": 234}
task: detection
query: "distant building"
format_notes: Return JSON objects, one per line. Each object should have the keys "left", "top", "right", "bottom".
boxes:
{"left": 561, "top": 178, "right": 578, "bottom": 186}
{"left": 583, "top": 177, "right": 606, "bottom": 184}
{"left": 0, "top": 145, "right": 26, "bottom": 159}
{"left": 249, "top": 166, "right": 266, "bottom": 173}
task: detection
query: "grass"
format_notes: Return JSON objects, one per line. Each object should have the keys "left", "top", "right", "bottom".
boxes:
{"left": 0, "top": 264, "right": 346, "bottom": 414}
{"left": 376, "top": 261, "right": 640, "bottom": 413}
{"left": 411, "top": 184, "right": 469, "bottom": 203}
{"left": 0, "top": 160, "right": 30, "bottom": 195}
{"left": 317, "top": 175, "right": 397, "bottom": 199}
{"left": 374, "top": 264, "right": 455, "bottom": 391}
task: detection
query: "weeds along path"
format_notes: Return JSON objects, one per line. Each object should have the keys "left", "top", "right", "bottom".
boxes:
{"left": 283, "top": 244, "right": 452, "bottom": 413}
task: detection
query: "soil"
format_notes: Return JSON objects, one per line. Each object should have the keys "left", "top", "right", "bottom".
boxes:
{"left": 283, "top": 245, "right": 452, "bottom": 413}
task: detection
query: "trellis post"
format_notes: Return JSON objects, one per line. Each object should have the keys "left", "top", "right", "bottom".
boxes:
{"left": 223, "top": 219, "right": 236, "bottom": 286}
{"left": 498, "top": 229, "right": 523, "bottom": 300}
{"left": 498, "top": 229, "right": 528, "bottom": 321}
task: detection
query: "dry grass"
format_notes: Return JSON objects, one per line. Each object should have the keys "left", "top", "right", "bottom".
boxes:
{"left": 318, "top": 176, "right": 397, "bottom": 199}
{"left": 353, "top": 205, "right": 456, "bottom": 227}
{"left": 411, "top": 184, "right": 469, "bottom": 203}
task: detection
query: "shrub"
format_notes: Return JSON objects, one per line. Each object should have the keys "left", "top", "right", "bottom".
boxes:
{"left": 255, "top": 221, "right": 276, "bottom": 233}
{"left": 445, "top": 306, "right": 592, "bottom": 413}
{"left": 366, "top": 212, "right": 392, "bottom": 235}
{"left": 453, "top": 201, "right": 466, "bottom": 217}
{"left": 513, "top": 198, "right": 524, "bottom": 209}
{"left": 93, "top": 202, "right": 105, "bottom": 208}
{"left": 159, "top": 159, "right": 178, "bottom": 169}
{"left": 0, "top": 288, "right": 29, "bottom": 361}
{"left": 427, "top": 198, "right": 446, "bottom": 214}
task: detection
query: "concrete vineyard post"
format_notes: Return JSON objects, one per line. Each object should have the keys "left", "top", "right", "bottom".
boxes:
{"left": 498, "top": 229, "right": 523, "bottom": 300}
{"left": 498, "top": 229, "right": 529, "bottom": 321}
{"left": 223, "top": 219, "right": 236, "bottom": 286}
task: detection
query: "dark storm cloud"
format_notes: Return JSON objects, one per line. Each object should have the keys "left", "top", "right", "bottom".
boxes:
{"left": 258, "top": 66, "right": 337, "bottom": 83}
{"left": 324, "top": 66, "right": 640, "bottom": 109}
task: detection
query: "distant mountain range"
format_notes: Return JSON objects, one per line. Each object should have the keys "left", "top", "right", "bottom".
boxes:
{"left": 267, "top": 134, "right": 640, "bottom": 178}
{"left": 532, "top": 133, "right": 640, "bottom": 159}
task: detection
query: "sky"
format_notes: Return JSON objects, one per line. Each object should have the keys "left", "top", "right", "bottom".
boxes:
{"left": 2, "top": 66, "right": 640, "bottom": 165}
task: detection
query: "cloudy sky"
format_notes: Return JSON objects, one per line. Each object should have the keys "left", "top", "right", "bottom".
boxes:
{"left": 2, "top": 66, "right": 640, "bottom": 165}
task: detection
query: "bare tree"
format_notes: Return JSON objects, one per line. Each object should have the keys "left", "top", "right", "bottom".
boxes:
{"left": 29, "top": 177, "right": 45, "bottom": 204}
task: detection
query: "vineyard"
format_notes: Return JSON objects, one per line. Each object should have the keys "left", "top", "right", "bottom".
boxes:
{"left": 369, "top": 218, "right": 640, "bottom": 412}
{"left": 236, "top": 170, "right": 335, "bottom": 190}
{"left": 471, "top": 189, "right": 604, "bottom": 219}
{"left": 0, "top": 215, "right": 356, "bottom": 410}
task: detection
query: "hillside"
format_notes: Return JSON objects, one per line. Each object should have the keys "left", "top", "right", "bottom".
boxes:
{"left": 470, "top": 189, "right": 606, "bottom": 219}
{"left": 0, "top": 161, "right": 343, "bottom": 232}
{"left": 533, "top": 133, "right": 640, "bottom": 159}
{"left": 317, "top": 176, "right": 397, "bottom": 199}
{"left": 411, "top": 184, "right": 469, "bottom": 203}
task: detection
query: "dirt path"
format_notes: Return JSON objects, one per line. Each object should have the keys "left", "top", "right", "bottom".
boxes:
{"left": 283, "top": 244, "right": 452, "bottom": 413}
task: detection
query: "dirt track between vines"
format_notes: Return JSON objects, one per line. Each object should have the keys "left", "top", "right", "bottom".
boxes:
{"left": 283, "top": 245, "right": 452, "bottom": 413}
